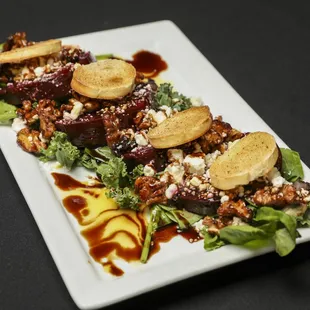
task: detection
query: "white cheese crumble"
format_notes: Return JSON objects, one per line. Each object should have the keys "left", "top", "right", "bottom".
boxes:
{"left": 167, "top": 149, "right": 184, "bottom": 163}
{"left": 34, "top": 66, "right": 44, "bottom": 77}
{"left": 143, "top": 165, "right": 155, "bottom": 177}
{"left": 267, "top": 167, "right": 287, "bottom": 187}
{"left": 165, "top": 163, "right": 185, "bottom": 183}
{"left": 232, "top": 217, "right": 246, "bottom": 226}
{"left": 165, "top": 184, "right": 178, "bottom": 199}
{"left": 134, "top": 132, "right": 148, "bottom": 146}
{"left": 160, "top": 105, "right": 172, "bottom": 117}
{"left": 220, "top": 195, "right": 229, "bottom": 203}
{"left": 63, "top": 101, "right": 84, "bottom": 121}
{"left": 190, "top": 176, "right": 202, "bottom": 187}
{"left": 205, "top": 150, "right": 221, "bottom": 168}
{"left": 12, "top": 118, "right": 27, "bottom": 132}
{"left": 193, "top": 219, "right": 204, "bottom": 232}
{"left": 190, "top": 97, "right": 204, "bottom": 107}
{"left": 39, "top": 132, "right": 48, "bottom": 143}
{"left": 184, "top": 155, "right": 206, "bottom": 175}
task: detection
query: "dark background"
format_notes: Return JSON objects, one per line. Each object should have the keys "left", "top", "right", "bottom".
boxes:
{"left": 1, "top": 1, "right": 310, "bottom": 309}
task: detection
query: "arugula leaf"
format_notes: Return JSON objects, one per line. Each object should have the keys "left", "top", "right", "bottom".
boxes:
{"left": 40, "top": 132, "right": 80, "bottom": 170}
{"left": 78, "top": 153, "right": 98, "bottom": 170}
{"left": 255, "top": 207, "right": 297, "bottom": 239}
{"left": 204, "top": 233, "right": 225, "bottom": 251}
{"left": 155, "top": 204, "right": 202, "bottom": 230}
{"left": 96, "top": 157, "right": 128, "bottom": 189}
{"left": 107, "top": 187, "right": 140, "bottom": 211}
{"left": 0, "top": 42, "right": 3, "bottom": 52}
{"left": 273, "top": 228, "right": 296, "bottom": 256}
{"left": 129, "top": 164, "right": 144, "bottom": 185}
{"left": 0, "top": 100, "right": 17, "bottom": 124}
{"left": 280, "top": 148, "right": 304, "bottom": 182}
{"left": 154, "top": 83, "right": 192, "bottom": 111}
{"left": 96, "top": 53, "right": 113, "bottom": 60}
{"left": 219, "top": 225, "right": 268, "bottom": 245}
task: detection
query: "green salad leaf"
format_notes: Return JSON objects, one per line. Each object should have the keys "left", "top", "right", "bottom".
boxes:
{"left": 107, "top": 187, "right": 140, "bottom": 211}
{"left": 273, "top": 228, "right": 296, "bottom": 256}
{"left": 280, "top": 148, "right": 304, "bottom": 182}
{"left": 155, "top": 83, "right": 192, "bottom": 111}
{"left": 96, "top": 53, "right": 113, "bottom": 61}
{"left": 97, "top": 157, "right": 128, "bottom": 189}
{"left": 0, "top": 42, "right": 3, "bottom": 52}
{"left": 255, "top": 207, "right": 297, "bottom": 239}
{"left": 40, "top": 132, "right": 80, "bottom": 170}
{"left": 204, "top": 233, "right": 225, "bottom": 251}
{"left": 79, "top": 153, "right": 98, "bottom": 170}
{"left": 0, "top": 100, "right": 17, "bottom": 124}
{"left": 219, "top": 225, "right": 268, "bottom": 245}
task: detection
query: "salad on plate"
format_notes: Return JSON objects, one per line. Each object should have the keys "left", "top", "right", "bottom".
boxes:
{"left": 1, "top": 32, "right": 310, "bottom": 275}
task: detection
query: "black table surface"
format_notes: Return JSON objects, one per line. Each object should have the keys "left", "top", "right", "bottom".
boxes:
{"left": 1, "top": 1, "right": 310, "bottom": 309}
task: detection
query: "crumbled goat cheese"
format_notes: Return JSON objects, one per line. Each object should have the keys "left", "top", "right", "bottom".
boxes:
{"left": 134, "top": 133, "right": 148, "bottom": 146}
{"left": 21, "top": 66, "right": 30, "bottom": 75}
{"left": 160, "top": 105, "right": 172, "bottom": 117}
{"left": 34, "top": 66, "right": 44, "bottom": 77}
{"left": 190, "top": 176, "right": 202, "bottom": 187}
{"left": 63, "top": 101, "right": 84, "bottom": 121}
{"left": 190, "top": 97, "right": 204, "bottom": 107}
{"left": 193, "top": 219, "right": 204, "bottom": 232}
{"left": 144, "top": 165, "right": 155, "bottom": 177}
{"left": 167, "top": 149, "right": 184, "bottom": 163}
{"left": 184, "top": 155, "right": 206, "bottom": 175}
{"left": 153, "top": 111, "right": 167, "bottom": 124}
{"left": 199, "top": 183, "right": 208, "bottom": 191}
{"left": 267, "top": 167, "right": 287, "bottom": 187}
{"left": 165, "top": 184, "right": 178, "bottom": 199}
{"left": 232, "top": 217, "right": 246, "bottom": 226}
{"left": 205, "top": 150, "right": 221, "bottom": 168}
{"left": 165, "top": 163, "right": 185, "bottom": 183}
{"left": 12, "top": 118, "right": 27, "bottom": 132}
{"left": 39, "top": 132, "right": 48, "bottom": 143}
{"left": 220, "top": 195, "right": 229, "bottom": 203}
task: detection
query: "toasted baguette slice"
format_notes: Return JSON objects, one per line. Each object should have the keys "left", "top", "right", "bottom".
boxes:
{"left": 71, "top": 59, "right": 136, "bottom": 99}
{"left": 209, "top": 132, "right": 279, "bottom": 190}
{"left": 0, "top": 39, "right": 61, "bottom": 64}
{"left": 147, "top": 106, "right": 212, "bottom": 149}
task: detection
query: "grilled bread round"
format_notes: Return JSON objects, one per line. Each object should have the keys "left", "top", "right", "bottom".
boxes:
{"left": 71, "top": 59, "right": 136, "bottom": 99}
{"left": 0, "top": 39, "right": 61, "bottom": 64}
{"left": 147, "top": 106, "right": 213, "bottom": 149}
{"left": 209, "top": 131, "right": 279, "bottom": 190}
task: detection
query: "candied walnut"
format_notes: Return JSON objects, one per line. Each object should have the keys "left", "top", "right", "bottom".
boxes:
{"left": 253, "top": 184, "right": 303, "bottom": 206}
{"left": 2, "top": 32, "right": 34, "bottom": 52}
{"left": 17, "top": 128, "right": 46, "bottom": 154}
{"left": 36, "top": 99, "right": 62, "bottom": 139}
{"left": 203, "top": 216, "right": 232, "bottom": 235}
{"left": 103, "top": 112, "right": 121, "bottom": 147}
{"left": 199, "top": 118, "right": 244, "bottom": 154}
{"left": 135, "top": 176, "right": 168, "bottom": 205}
{"left": 217, "top": 200, "right": 253, "bottom": 220}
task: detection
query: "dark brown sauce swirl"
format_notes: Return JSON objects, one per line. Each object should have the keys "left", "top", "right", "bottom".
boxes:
{"left": 128, "top": 50, "right": 168, "bottom": 78}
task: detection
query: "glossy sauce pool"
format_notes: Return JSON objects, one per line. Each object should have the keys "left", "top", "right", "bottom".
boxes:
{"left": 127, "top": 50, "right": 168, "bottom": 78}
{"left": 52, "top": 173, "right": 201, "bottom": 276}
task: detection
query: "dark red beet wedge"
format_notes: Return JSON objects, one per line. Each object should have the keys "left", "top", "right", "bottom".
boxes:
{"left": 55, "top": 114, "right": 107, "bottom": 148}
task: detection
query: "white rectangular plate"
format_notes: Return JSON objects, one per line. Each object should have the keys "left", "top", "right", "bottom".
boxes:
{"left": 1, "top": 20, "right": 310, "bottom": 310}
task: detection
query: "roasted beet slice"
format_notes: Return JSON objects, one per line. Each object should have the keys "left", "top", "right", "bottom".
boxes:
{"left": 55, "top": 114, "right": 107, "bottom": 148}
{"left": 122, "top": 146, "right": 167, "bottom": 171}
{"left": 175, "top": 194, "right": 220, "bottom": 216}
{"left": 116, "top": 99, "right": 149, "bottom": 128}
{"left": 2, "top": 63, "right": 74, "bottom": 104}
